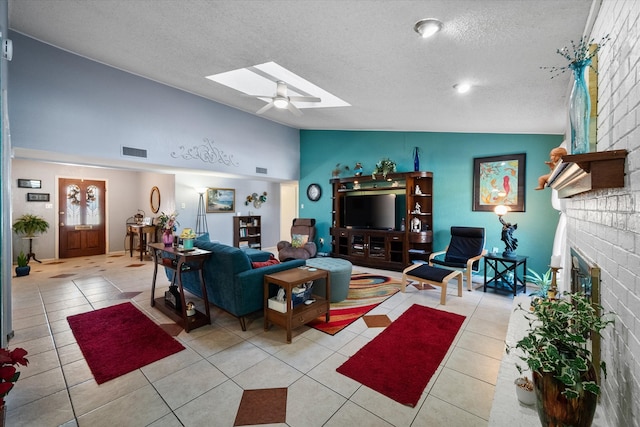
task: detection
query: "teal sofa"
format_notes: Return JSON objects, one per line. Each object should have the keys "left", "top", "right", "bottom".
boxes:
{"left": 166, "top": 236, "right": 305, "bottom": 331}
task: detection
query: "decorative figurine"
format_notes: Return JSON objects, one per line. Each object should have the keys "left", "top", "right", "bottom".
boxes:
{"left": 415, "top": 184, "right": 422, "bottom": 195}
{"left": 353, "top": 162, "right": 363, "bottom": 176}
{"left": 535, "top": 147, "right": 567, "bottom": 190}
{"left": 499, "top": 215, "right": 518, "bottom": 257}
{"left": 413, "top": 202, "right": 421, "bottom": 214}
{"left": 411, "top": 217, "right": 421, "bottom": 232}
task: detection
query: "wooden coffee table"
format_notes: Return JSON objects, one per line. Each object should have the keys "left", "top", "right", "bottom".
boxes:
{"left": 263, "top": 267, "right": 330, "bottom": 343}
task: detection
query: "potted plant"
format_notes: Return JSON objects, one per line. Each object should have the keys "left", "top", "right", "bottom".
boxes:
{"left": 525, "top": 268, "right": 552, "bottom": 298}
{"left": 12, "top": 214, "right": 50, "bottom": 237}
{"left": 15, "top": 251, "right": 30, "bottom": 277}
{"left": 372, "top": 158, "right": 396, "bottom": 179}
{"left": 0, "top": 347, "right": 29, "bottom": 420}
{"left": 507, "top": 292, "right": 614, "bottom": 427}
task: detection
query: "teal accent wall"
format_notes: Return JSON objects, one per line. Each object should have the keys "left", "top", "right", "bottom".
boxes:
{"left": 300, "top": 130, "right": 563, "bottom": 276}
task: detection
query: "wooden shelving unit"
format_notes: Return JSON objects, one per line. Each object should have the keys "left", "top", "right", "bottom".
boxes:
{"left": 233, "top": 215, "right": 262, "bottom": 249}
{"left": 330, "top": 171, "right": 433, "bottom": 270}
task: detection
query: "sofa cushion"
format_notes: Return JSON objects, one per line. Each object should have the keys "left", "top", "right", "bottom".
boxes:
{"left": 252, "top": 255, "right": 280, "bottom": 269}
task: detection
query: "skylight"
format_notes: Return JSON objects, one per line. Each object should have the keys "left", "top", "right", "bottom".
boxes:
{"left": 206, "top": 61, "right": 350, "bottom": 109}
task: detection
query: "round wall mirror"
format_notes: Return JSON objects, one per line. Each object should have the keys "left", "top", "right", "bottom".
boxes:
{"left": 150, "top": 186, "right": 161, "bottom": 213}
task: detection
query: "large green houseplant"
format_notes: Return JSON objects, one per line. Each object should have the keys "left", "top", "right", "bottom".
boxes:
{"left": 12, "top": 214, "right": 50, "bottom": 237}
{"left": 507, "top": 292, "right": 614, "bottom": 426}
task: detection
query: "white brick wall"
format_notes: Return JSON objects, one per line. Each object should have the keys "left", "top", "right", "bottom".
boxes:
{"left": 566, "top": 1, "right": 640, "bottom": 426}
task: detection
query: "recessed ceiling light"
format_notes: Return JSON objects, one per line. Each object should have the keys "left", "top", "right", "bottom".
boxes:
{"left": 453, "top": 83, "right": 472, "bottom": 94}
{"left": 413, "top": 19, "right": 444, "bottom": 38}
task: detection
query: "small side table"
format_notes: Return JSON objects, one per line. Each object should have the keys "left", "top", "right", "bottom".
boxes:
{"left": 149, "top": 242, "right": 212, "bottom": 332}
{"left": 22, "top": 236, "right": 41, "bottom": 263}
{"left": 264, "top": 267, "right": 330, "bottom": 343}
{"left": 129, "top": 224, "right": 157, "bottom": 261}
{"left": 484, "top": 253, "right": 528, "bottom": 296}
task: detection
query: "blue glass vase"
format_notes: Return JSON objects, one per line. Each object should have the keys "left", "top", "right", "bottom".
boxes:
{"left": 413, "top": 147, "right": 420, "bottom": 171}
{"left": 569, "top": 60, "right": 591, "bottom": 154}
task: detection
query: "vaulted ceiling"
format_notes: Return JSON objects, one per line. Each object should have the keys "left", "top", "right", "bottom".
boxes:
{"left": 8, "top": 0, "right": 595, "bottom": 134}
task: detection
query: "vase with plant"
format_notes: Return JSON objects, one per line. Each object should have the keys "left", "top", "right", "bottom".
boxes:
{"left": 542, "top": 35, "right": 610, "bottom": 154}
{"left": 372, "top": 158, "right": 396, "bottom": 179}
{"left": 157, "top": 211, "right": 179, "bottom": 246}
{"left": 12, "top": 214, "right": 50, "bottom": 237}
{"left": 0, "top": 347, "right": 29, "bottom": 424}
{"left": 14, "top": 251, "right": 30, "bottom": 277}
{"left": 507, "top": 292, "right": 614, "bottom": 427}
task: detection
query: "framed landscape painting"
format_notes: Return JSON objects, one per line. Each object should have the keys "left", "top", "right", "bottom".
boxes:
{"left": 206, "top": 188, "right": 235, "bottom": 213}
{"left": 473, "top": 153, "right": 526, "bottom": 212}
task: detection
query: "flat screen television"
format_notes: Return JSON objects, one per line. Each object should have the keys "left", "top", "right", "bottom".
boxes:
{"left": 343, "top": 194, "right": 397, "bottom": 230}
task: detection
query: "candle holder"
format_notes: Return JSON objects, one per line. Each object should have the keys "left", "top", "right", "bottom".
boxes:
{"left": 548, "top": 266, "right": 561, "bottom": 299}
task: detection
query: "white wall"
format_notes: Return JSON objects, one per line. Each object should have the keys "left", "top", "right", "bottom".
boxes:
{"left": 568, "top": 2, "right": 640, "bottom": 425}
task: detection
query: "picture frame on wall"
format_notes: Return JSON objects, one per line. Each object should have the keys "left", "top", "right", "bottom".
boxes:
{"left": 27, "top": 192, "right": 50, "bottom": 202}
{"left": 472, "top": 153, "right": 526, "bottom": 212}
{"left": 206, "top": 188, "right": 235, "bottom": 213}
{"left": 18, "top": 179, "right": 42, "bottom": 189}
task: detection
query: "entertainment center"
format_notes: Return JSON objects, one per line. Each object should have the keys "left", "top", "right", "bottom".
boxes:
{"left": 330, "top": 171, "right": 433, "bottom": 270}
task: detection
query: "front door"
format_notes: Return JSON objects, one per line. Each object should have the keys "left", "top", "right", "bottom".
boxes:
{"left": 58, "top": 178, "right": 106, "bottom": 258}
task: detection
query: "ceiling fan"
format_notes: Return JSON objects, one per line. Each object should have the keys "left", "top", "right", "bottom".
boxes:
{"left": 250, "top": 81, "right": 321, "bottom": 116}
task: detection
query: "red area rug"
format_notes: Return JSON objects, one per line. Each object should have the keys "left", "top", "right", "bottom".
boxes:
{"left": 308, "top": 274, "right": 401, "bottom": 335}
{"left": 67, "top": 302, "right": 185, "bottom": 384}
{"left": 336, "top": 304, "right": 465, "bottom": 407}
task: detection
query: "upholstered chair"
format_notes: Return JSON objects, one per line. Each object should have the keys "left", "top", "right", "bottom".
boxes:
{"left": 277, "top": 218, "right": 317, "bottom": 261}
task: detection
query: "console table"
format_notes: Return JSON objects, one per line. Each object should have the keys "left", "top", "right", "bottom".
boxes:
{"left": 484, "top": 253, "right": 528, "bottom": 296}
{"left": 22, "top": 236, "right": 41, "bottom": 263}
{"left": 149, "top": 242, "right": 212, "bottom": 332}
{"left": 264, "top": 267, "right": 330, "bottom": 343}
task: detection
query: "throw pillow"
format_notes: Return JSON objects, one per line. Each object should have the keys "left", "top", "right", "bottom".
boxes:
{"left": 252, "top": 254, "right": 281, "bottom": 269}
{"left": 291, "top": 234, "right": 309, "bottom": 248}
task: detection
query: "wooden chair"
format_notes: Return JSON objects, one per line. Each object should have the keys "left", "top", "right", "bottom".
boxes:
{"left": 402, "top": 264, "right": 463, "bottom": 305}
{"left": 428, "top": 226, "right": 487, "bottom": 291}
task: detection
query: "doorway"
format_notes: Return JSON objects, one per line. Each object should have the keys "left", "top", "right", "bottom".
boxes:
{"left": 58, "top": 178, "right": 106, "bottom": 258}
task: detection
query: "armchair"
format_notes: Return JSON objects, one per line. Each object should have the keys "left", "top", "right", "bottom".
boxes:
{"left": 428, "top": 226, "right": 487, "bottom": 291}
{"left": 277, "top": 218, "right": 317, "bottom": 261}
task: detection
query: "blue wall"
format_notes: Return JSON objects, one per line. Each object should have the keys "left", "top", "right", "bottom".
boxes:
{"left": 300, "top": 130, "right": 563, "bottom": 276}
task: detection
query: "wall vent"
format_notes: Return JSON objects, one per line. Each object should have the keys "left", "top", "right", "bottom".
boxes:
{"left": 256, "top": 167, "right": 268, "bottom": 174}
{"left": 122, "top": 146, "right": 147, "bottom": 158}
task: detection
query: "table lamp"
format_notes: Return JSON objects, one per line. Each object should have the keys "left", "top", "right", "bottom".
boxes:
{"left": 494, "top": 205, "right": 518, "bottom": 258}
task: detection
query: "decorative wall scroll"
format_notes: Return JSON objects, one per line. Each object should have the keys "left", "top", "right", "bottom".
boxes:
{"left": 170, "top": 138, "right": 239, "bottom": 167}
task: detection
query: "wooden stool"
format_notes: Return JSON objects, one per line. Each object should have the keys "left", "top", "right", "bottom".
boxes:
{"left": 402, "top": 264, "right": 463, "bottom": 305}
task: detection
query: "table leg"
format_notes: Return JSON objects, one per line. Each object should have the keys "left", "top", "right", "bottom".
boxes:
{"left": 150, "top": 247, "right": 158, "bottom": 306}
{"left": 129, "top": 229, "right": 134, "bottom": 258}
{"left": 139, "top": 232, "right": 146, "bottom": 261}
{"left": 26, "top": 238, "right": 41, "bottom": 263}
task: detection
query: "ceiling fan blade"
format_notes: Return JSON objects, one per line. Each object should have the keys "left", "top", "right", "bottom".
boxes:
{"left": 287, "top": 102, "right": 303, "bottom": 116}
{"left": 256, "top": 101, "right": 274, "bottom": 115}
{"left": 289, "top": 96, "right": 321, "bottom": 103}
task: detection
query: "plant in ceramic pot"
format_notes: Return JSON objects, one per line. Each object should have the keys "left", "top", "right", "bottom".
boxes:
{"left": 12, "top": 214, "right": 49, "bottom": 237}
{"left": 507, "top": 292, "right": 614, "bottom": 427}
{"left": 372, "top": 158, "right": 396, "bottom": 179}
{"left": 332, "top": 163, "right": 350, "bottom": 178}
{"left": 15, "top": 251, "right": 30, "bottom": 277}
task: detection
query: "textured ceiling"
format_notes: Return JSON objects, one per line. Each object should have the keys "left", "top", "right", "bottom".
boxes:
{"left": 8, "top": 0, "right": 595, "bottom": 134}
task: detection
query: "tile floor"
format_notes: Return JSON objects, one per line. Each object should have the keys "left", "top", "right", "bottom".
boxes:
{"left": 5, "top": 252, "right": 515, "bottom": 427}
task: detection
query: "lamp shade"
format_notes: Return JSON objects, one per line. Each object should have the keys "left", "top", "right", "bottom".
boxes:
{"left": 494, "top": 205, "right": 509, "bottom": 216}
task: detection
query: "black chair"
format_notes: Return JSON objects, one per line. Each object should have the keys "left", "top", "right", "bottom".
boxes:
{"left": 428, "top": 226, "right": 487, "bottom": 291}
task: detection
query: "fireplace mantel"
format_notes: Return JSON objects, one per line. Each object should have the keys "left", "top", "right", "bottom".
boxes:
{"left": 547, "top": 150, "right": 628, "bottom": 198}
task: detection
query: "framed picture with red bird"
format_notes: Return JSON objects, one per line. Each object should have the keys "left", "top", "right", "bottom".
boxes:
{"left": 473, "top": 153, "right": 526, "bottom": 212}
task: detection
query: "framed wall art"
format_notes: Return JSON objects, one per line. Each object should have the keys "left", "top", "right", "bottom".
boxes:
{"left": 473, "top": 153, "right": 526, "bottom": 212}
{"left": 18, "top": 179, "right": 42, "bottom": 189}
{"left": 206, "top": 188, "right": 235, "bottom": 213}
{"left": 27, "top": 192, "right": 50, "bottom": 202}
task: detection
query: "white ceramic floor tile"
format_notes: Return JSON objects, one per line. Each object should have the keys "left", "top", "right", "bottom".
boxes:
{"left": 286, "top": 376, "right": 347, "bottom": 426}
{"left": 153, "top": 359, "right": 227, "bottom": 409}
{"left": 413, "top": 395, "right": 488, "bottom": 427}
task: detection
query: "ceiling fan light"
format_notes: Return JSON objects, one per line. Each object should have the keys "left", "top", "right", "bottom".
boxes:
{"left": 273, "top": 97, "right": 289, "bottom": 109}
{"left": 454, "top": 83, "right": 471, "bottom": 94}
{"left": 414, "top": 19, "right": 443, "bottom": 38}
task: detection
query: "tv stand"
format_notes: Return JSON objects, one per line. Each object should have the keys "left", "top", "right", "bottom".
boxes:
{"left": 330, "top": 171, "right": 433, "bottom": 271}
